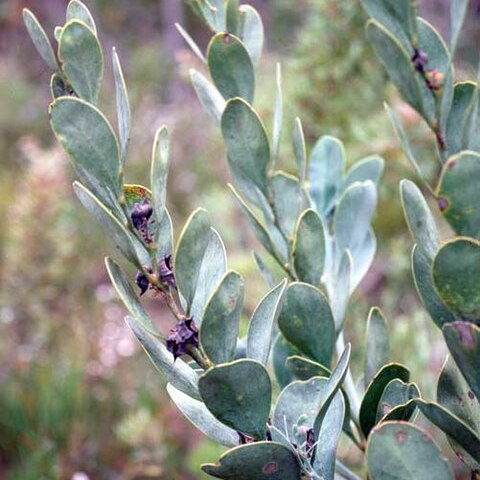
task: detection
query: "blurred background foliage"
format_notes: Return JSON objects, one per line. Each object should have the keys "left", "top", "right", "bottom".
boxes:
{"left": 0, "top": 0, "right": 479, "bottom": 478}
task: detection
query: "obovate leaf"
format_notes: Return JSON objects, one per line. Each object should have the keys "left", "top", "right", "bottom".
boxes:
{"left": 238, "top": 5, "right": 264, "bottom": 67}
{"left": 125, "top": 316, "right": 201, "bottom": 400}
{"left": 66, "top": 0, "right": 97, "bottom": 34}
{"left": 150, "top": 125, "right": 170, "bottom": 224}
{"left": 50, "top": 98, "right": 122, "bottom": 217}
{"left": 366, "top": 20, "right": 433, "bottom": 125}
{"left": 207, "top": 33, "right": 254, "bottom": 103}
{"left": 293, "top": 118, "right": 306, "bottom": 183}
{"left": 272, "top": 334, "right": 301, "bottom": 388}
{"left": 105, "top": 257, "right": 154, "bottom": 332}
{"left": 23, "top": 9, "right": 58, "bottom": 71}
{"left": 175, "top": 209, "right": 227, "bottom": 321}
{"left": 438, "top": 356, "right": 480, "bottom": 470}
{"left": 359, "top": 0, "right": 416, "bottom": 51}
{"left": 313, "top": 392, "right": 345, "bottom": 480}
{"left": 272, "top": 63, "right": 282, "bottom": 167}
{"left": 367, "top": 421, "right": 454, "bottom": 480}
{"left": 342, "top": 155, "right": 385, "bottom": 192}
{"left": 443, "top": 322, "right": 480, "bottom": 400}
{"left": 286, "top": 356, "right": 331, "bottom": 381}
{"left": 437, "top": 151, "right": 480, "bottom": 238}
{"left": 375, "top": 379, "right": 420, "bottom": 422}
{"left": 365, "top": 307, "right": 390, "bottom": 387}
{"left": 360, "top": 363, "right": 410, "bottom": 437}
{"left": 412, "top": 245, "right": 456, "bottom": 328}
{"left": 167, "top": 384, "right": 239, "bottom": 447}
{"left": 112, "top": 48, "right": 131, "bottom": 166}
{"left": 273, "top": 376, "right": 331, "bottom": 439}
{"left": 199, "top": 359, "right": 271, "bottom": 439}
{"left": 433, "top": 239, "right": 480, "bottom": 321}
{"left": 271, "top": 172, "right": 309, "bottom": 241}
{"left": 247, "top": 279, "right": 287, "bottom": 365}
{"left": 450, "top": 0, "right": 469, "bottom": 56}
{"left": 292, "top": 209, "right": 325, "bottom": 287}
{"left": 414, "top": 399, "right": 480, "bottom": 462}
{"left": 222, "top": 98, "right": 270, "bottom": 202}
{"left": 201, "top": 442, "right": 301, "bottom": 480}
{"left": 334, "top": 180, "right": 377, "bottom": 255}
{"left": 74, "top": 183, "right": 148, "bottom": 268}
{"left": 59, "top": 20, "right": 103, "bottom": 104}
{"left": 308, "top": 135, "right": 345, "bottom": 219}
{"left": 278, "top": 283, "right": 335, "bottom": 367}
{"left": 200, "top": 271, "right": 244, "bottom": 364}
{"left": 400, "top": 179, "right": 439, "bottom": 261}
{"left": 190, "top": 69, "right": 225, "bottom": 124}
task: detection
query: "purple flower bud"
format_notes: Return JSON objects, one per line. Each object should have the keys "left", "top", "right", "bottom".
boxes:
{"left": 305, "top": 428, "right": 315, "bottom": 451}
{"left": 411, "top": 48, "right": 429, "bottom": 73}
{"left": 166, "top": 318, "right": 199, "bottom": 360}
{"left": 158, "top": 254, "right": 175, "bottom": 288}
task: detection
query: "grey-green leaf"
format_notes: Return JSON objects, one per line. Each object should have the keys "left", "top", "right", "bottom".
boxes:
{"left": 238, "top": 5, "right": 264, "bottom": 67}
{"left": 23, "top": 9, "right": 58, "bottom": 71}
{"left": 451, "top": 0, "right": 469, "bottom": 57}
{"left": 360, "top": 363, "right": 410, "bottom": 437}
{"left": 190, "top": 69, "right": 226, "bottom": 123}
{"left": 112, "top": 48, "right": 131, "bottom": 166}
{"left": 411, "top": 245, "right": 456, "bottom": 328}
{"left": 365, "top": 307, "right": 390, "bottom": 387}
{"left": 66, "top": 0, "right": 97, "bottom": 34}
{"left": 125, "top": 315, "right": 201, "bottom": 400}
{"left": 334, "top": 180, "right": 377, "bottom": 255}
{"left": 105, "top": 257, "right": 154, "bottom": 332}
{"left": 432, "top": 238, "right": 480, "bottom": 321}
{"left": 400, "top": 180, "right": 439, "bottom": 261}
{"left": 376, "top": 379, "right": 420, "bottom": 422}
{"left": 443, "top": 322, "right": 480, "bottom": 400}
{"left": 167, "top": 384, "right": 239, "bottom": 447}
{"left": 74, "top": 183, "right": 148, "bottom": 268}
{"left": 175, "top": 209, "right": 226, "bottom": 319}
{"left": 271, "top": 172, "right": 309, "bottom": 241}
{"left": 414, "top": 399, "right": 480, "bottom": 461}
{"left": 199, "top": 359, "right": 271, "bottom": 439}
{"left": 201, "top": 442, "right": 301, "bottom": 480}
{"left": 59, "top": 20, "right": 103, "bottom": 104}
{"left": 222, "top": 98, "right": 270, "bottom": 201}
{"left": 272, "top": 63, "right": 282, "bottom": 167}
{"left": 150, "top": 126, "right": 170, "bottom": 224}
{"left": 359, "top": 0, "right": 416, "bottom": 51}
{"left": 367, "top": 421, "right": 454, "bottom": 480}
{"left": 343, "top": 155, "right": 385, "bottom": 192}
{"left": 207, "top": 33, "right": 254, "bottom": 103}
{"left": 200, "top": 271, "right": 244, "bottom": 364}
{"left": 366, "top": 20, "right": 432, "bottom": 124}
{"left": 175, "top": 23, "right": 206, "bottom": 63}
{"left": 50, "top": 98, "right": 121, "bottom": 215}
{"left": 293, "top": 209, "right": 325, "bottom": 287}
{"left": 247, "top": 279, "right": 287, "bottom": 365}
{"left": 293, "top": 118, "right": 306, "bottom": 184}
{"left": 278, "top": 283, "right": 335, "bottom": 367}
{"left": 437, "top": 356, "right": 480, "bottom": 470}
{"left": 309, "top": 135, "right": 345, "bottom": 219}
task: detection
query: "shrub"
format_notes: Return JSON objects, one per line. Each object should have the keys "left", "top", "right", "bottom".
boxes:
{"left": 23, "top": 1, "right": 479, "bottom": 479}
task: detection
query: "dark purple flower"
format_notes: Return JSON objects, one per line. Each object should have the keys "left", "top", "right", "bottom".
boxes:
{"left": 166, "top": 318, "right": 199, "bottom": 360}
{"left": 158, "top": 254, "right": 175, "bottom": 288}
{"left": 135, "top": 271, "right": 150, "bottom": 296}
{"left": 411, "top": 48, "right": 428, "bottom": 73}
{"left": 131, "top": 200, "right": 153, "bottom": 243}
